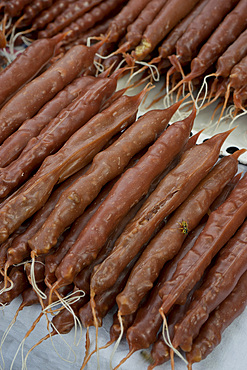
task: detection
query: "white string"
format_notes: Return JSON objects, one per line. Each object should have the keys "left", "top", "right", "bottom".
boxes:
{"left": 0, "top": 47, "right": 12, "bottom": 64}
{"left": 195, "top": 74, "right": 214, "bottom": 111}
{"left": 0, "top": 23, "right": 26, "bottom": 65}
{"left": 126, "top": 66, "right": 144, "bottom": 85}
{"left": 110, "top": 312, "right": 124, "bottom": 370}
{"left": 134, "top": 60, "right": 160, "bottom": 82}
{"left": 49, "top": 290, "right": 84, "bottom": 347}
{"left": 43, "top": 290, "right": 84, "bottom": 313}
{"left": 95, "top": 51, "right": 117, "bottom": 60}
{"left": 0, "top": 313, "right": 18, "bottom": 366}
{"left": 214, "top": 104, "right": 238, "bottom": 131}
{"left": 0, "top": 311, "right": 12, "bottom": 368}
{"left": 161, "top": 313, "right": 188, "bottom": 365}
{"left": 113, "top": 58, "right": 126, "bottom": 72}
{"left": 8, "top": 22, "right": 17, "bottom": 59}
{"left": 21, "top": 36, "right": 32, "bottom": 47}
{"left": 49, "top": 321, "right": 77, "bottom": 364}
{"left": 187, "top": 81, "right": 197, "bottom": 112}
{"left": 14, "top": 259, "right": 44, "bottom": 267}
{"left": 29, "top": 256, "right": 47, "bottom": 300}
{"left": 86, "top": 36, "right": 92, "bottom": 47}
{"left": 165, "top": 72, "right": 171, "bottom": 108}
{"left": 0, "top": 303, "right": 6, "bottom": 311}
{"left": 5, "top": 16, "right": 12, "bottom": 31}
{"left": 0, "top": 278, "right": 13, "bottom": 296}
{"left": 10, "top": 337, "right": 26, "bottom": 370}
{"left": 94, "top": 59, "right": 104, "bottom": 75}
{"left": 229, "top": 109, "right": 247, "bottom": 127}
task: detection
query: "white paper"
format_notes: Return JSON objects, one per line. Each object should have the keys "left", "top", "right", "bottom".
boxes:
{"left": 0, "top": 297, "right": 247, "bottom": 370}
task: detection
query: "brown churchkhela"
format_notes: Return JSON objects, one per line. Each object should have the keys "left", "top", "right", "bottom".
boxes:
{"left": 5, "top": 165, "right": 89, "bottom": 271}
{"left": 186, "top": 269, "right": 247, "bottom": 365}
{"left": 73, "top": 173, "right": 150, "bottom": 296}
{"left": 172, "top": 218, "right": 247, "bottom": 352}
{"left": 51, "top": 103, "right": 193, "bottom": 290}
{"left": 4, "top": 165, "right": 90, "bottom": 273}
{"left": 44, "top": 214, "right": 104, "bottom": 287}
{"left": 62, "top": 0, "right": 127, "bottom": 43}
{"left": 29, "top": 97, "right": 178, "bottom": 256}
{"left": 215, "top": 28, "right": 247, "bottom": 78}
{"left": 64, "top": 17, "right": 112, "bottom": 48}
{"left": 0, "top": 34, "right": 63, "bottom": 108}
{"left": 116, "top": 150, "right": 242, "bottom": 315}
{"left": 117, "top": 0, "right": 169, "bottom": 52}
{"left": 159, "top": 172, "right": 247, "bottom": 314}
{"left": 148, "top": 225, "right": 209, "bottom": 369}
{"left": 175, "top": 0, "right": 239, "bottom": 65}
{"left": 0, "top": 43, "right": 102, "bottom": 144}
{"left": 106, "top": 0, "right": 150, "bottom": 43}
{"left": 45, "top": 174, "right": 121, "bottom": 285}
{"left": 155, "top": 0, "right": 208, "bottom": 63}
{"left": 4, "top": 0, "right": 33, "bottom": 17}
{"left": 184, "top": 0, "right": 247, "bottom": 81}
{"left": 229, "top": 55, "right": 247, "bottom": 91}
{"left": 0, "top": 1, "right": 247, "bottom": 367}
{"left": 133, "top": 0, "right": 201, "bottom": 60}
{"left": 124, "top": 224, "right": 205, "bottom": 359}
{"left": 0, "top": 267, "right": 29, "bottom": 305}
{"left": 72, "top": 168, "right": 148, "bottom": 294}
{"left": 38, "top": 0, "right": 105, "bottom": 38}
{"left": 0, "top": 222, "right": 30, "bottom": 270}
{"left": 0, "top": 90, "right": 144, "bottom": 243}
{"left": 17, "top": 0, "right": 54, "bottom": 27}
{"left": 234, "top": 84, "right": 247, "bottom": 110}
{"left": 0, "top": 75, "right": 97, "bottom": 167}
{"left": 0, "top": 73, "right": 116, "bottom": 198}
{"left": 90, "top": 129, "right": 231, "bottom": 297}
{"left": 27, "top": 89, "right": 148, "bottom": 256}
{"left": 31, "top": 0, "right": 76, "bottom": 31}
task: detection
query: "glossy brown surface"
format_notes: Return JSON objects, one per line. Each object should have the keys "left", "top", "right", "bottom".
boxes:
{"left": 38, "top": 0, "right": 104, "bottom": 38}
{"left": 54, "top": 102, "right": 189, "bottom": 288}
{"left": 91, "top": 127, "right": 229, "bottom": 299}
{"left": 216, "top": 28, "right": 247, "bottom": 78}
{"left": 173, "top": 219, "right": 247, "bottom": 351}
{"left": 0, "top": 75, "right": 115, "bottom": 198}
{"left": 0, "top": 75, "right": 96, "bottom": 167}
{"left": 160, "top": 172, "right": 247, "bottom": 314}
{"left": 28, "top": 90, "right": 146, "bottom": 255}
{"left": 176, "top": 0, "right": 239, "bottom": 64}
{"left": 0, "top": 35, "right": 62, "bottom": 108}
{"left": 134, "top": 0, "right": 200, "bottom": 60}
{"left": 0, "top": 45, "right": 95, "bottom": 144}
{"left": 62, "top": 0, "right": 126, "bottom": 43}
{"left": 188, "top": 0, "right": 247, "bottom": 80}
{"left": 32, "top": 0, "right": 75, "bottom": 30}
{"left": 116, "top": 150, "right": 240, "bottom": 315}
{"left": 0, "top": 267, "right": 29, "bottom": 305}
{"left": 158, "top": 0, "right": 208, "bottom": 60}
{"left": 187, "top": 269, "right": 247, "bottom": 364}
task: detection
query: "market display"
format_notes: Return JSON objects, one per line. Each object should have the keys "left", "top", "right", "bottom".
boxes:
{"left": 0, "top": 1, "right": 246, "bottom": 369}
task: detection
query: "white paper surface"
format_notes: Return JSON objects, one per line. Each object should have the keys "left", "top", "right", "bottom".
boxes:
{"left": 0, "top": 297, "right": 247, "bottom": 370}
{"left": 0, "top": 77, "right": 247, "bottom": 370}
